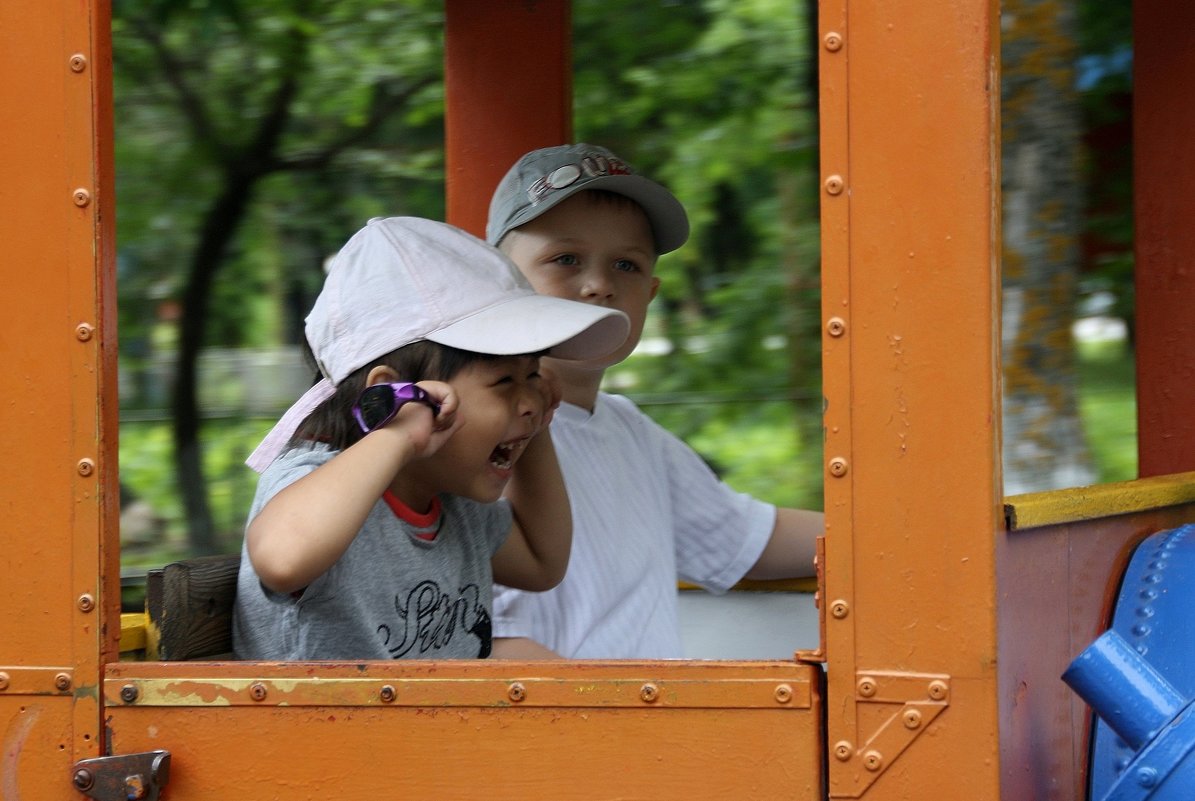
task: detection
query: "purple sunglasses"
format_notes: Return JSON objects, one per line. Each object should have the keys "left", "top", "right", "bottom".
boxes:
{"left": 352, "top": 382, "right": 441, "bottom": 434}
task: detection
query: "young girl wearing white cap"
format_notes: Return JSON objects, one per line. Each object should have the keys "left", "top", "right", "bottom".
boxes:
{"left": 231, "top": 217, "right": 628, "bottom": 660}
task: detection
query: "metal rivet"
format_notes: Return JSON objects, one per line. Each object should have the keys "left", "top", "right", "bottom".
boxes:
{"left": 824, "top": 32, "right": 844, "bottom": 52}
{"left": 863, "top": 750, "right": 884, "bottom": 771}
{"left": 508, "top": 682, "right": 526, "bottom": 702}
{"left": 813, "top": 591, "right": 820, "bottom": 609}
{"left": 1136, "top": 767, "right": 1158, "bottom": 788}
{"left": 249, "top": 682, "right": 268, "bottom": 701}
{"left": 826, "top": 317, "right": 846, "bottom": 337}
{"left": 857, "top": 677, "right": 877, "bottom": 698}
{"left": 73, "top": 768, "right": 95, "bottom": 791}
{"left": 76, "top": 323, "right": 94, "bottom": 341}
{"left": 77, "top": 593, "right": 95, "bottom": 613}
{"left": 903, "top": 708, "right": 923, "bottom": 729}
{"left": 828, "top": 457, "right": 848, "bottom": 477}
{"left": 72, "top": 188, "right": 91, "bottom": 207}
{"left": 640, "top": 683, "right": 659, "bottom": 703}
{"left": 55, "top": 673, "right": 72, "bottom": 691}
{"left": 379, "top": 684, "right": 396, "bottom": 703}
{"left": 927, "top": 680, "right": 949, "bottom": 700}
{"left": 77, "top": 459, "right": 95, "bottom": 477}
{"left": 120, "top": 684, "right": 139, "bottom": 703}
{"left": 830, "top": 599, "right": 850, "bottom": 619}
{"left": 824, "top": 175, "right": 844, "bottom": 195}
{"left": 833, "top": 741, "right": 853, "bottom": 761}
{"left": 0, "top": 672, "right": 9, "bottom": 690}
{"left": 69, "top": 54, "right": 88, "bottom": 72}
{"left": 774, "top": 684, "right": 793, "bottom": 704}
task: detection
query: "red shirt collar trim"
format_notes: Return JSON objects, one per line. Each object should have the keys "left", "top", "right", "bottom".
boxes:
{"left": 382, "top": 491, "right": 441, "bottom": 540}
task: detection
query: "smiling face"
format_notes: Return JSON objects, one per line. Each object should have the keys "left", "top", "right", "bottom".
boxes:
{"left": 400, "top": 355, "right": 545, "bottom": 507}
{"left": 499, "top": 191, "right": 659, "bottom": 372}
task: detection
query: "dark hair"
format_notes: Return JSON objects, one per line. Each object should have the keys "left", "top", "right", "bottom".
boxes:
{"left": 291, "top": 340, "right": 504, "bottom": 452}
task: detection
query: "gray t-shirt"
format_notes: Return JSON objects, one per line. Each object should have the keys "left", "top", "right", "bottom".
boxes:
{"left": 232, "top": 444, "right": 511, "bottom": 660}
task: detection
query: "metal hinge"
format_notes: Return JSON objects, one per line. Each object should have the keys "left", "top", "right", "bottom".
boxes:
{"left": 71, "top": 751, "right": 171, "bottom": 801}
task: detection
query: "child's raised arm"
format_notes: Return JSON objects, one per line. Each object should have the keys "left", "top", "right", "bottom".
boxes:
{"left": 247, "top": 384, "right": 456, "bottom": 594}
{"left": 490, "top": 425, "right": 573, "bottom": 592}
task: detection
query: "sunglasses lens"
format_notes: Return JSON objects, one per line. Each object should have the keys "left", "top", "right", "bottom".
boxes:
{"left": 357, "top": 385, "right": 397, "bottom": 432}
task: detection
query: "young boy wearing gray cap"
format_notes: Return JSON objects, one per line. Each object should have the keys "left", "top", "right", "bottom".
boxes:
{"left": 232, "top": 217, "right": 629, "bottom": 661}
{"left": 487, "top": 144, "right": 823, "bottom": 659}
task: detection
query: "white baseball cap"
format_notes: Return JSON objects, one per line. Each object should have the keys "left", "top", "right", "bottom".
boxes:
{"left": 246, "top": 216, "right": 629, "bottom": 471}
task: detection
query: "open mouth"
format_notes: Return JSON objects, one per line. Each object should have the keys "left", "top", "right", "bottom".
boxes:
{"left": 489, "top": 437, "right": 527, "bottom": 470}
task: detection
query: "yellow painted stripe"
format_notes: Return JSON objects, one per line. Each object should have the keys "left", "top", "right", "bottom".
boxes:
{"left": 679, "top": 577, "right": 817, "bottom": 593}
{"left": 121, "top": 612, "right": 148, "bottom": 654}
{"left": 1005, "top": 471, "right": 1195, "bottom": 530}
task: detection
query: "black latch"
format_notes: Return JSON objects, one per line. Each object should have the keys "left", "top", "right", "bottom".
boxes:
{"left": 71, "top": 750, "right": 170, "bottom": 801}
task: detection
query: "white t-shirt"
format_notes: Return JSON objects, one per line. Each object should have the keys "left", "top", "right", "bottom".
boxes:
{"left": 492, "top": 393, "right": 775, "bottom": 658}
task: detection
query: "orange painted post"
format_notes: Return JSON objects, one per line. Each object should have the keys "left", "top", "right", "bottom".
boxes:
{"left": 0, "top": 0, "right": 118, "bottom": 797}
{"left": 444, "top": 0, "right": 571, "bottom": 238}
{"left": 819, "top": 1, "right": 1004, "bottom": 798}
{"left": 1134, "top": 1, "right": 1195, "bottom": 478}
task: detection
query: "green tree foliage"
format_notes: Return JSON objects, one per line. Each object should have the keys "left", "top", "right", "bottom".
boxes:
{"left": 573, "top": 0, "right": 824, "bottom": 505}
{"left": 114, "top": 0, "right": 447, "bottom": 553}
{"left": 116, "top": 0, "right": 828, "bottom": 556}
{"left": 113, "top": 0, "right": 1139, "bottom": 552}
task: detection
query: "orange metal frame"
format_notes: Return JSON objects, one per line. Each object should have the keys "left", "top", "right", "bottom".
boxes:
{"left": 4, "top": 2, "right": 1195, "bottom": 800}
{"left": 1, "top": 0, "right": 119, "bottom": 795}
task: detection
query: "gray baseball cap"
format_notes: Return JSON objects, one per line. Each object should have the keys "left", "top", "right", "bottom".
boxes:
{"left": 486, "top": 143, "right": 690, "bottom": 254}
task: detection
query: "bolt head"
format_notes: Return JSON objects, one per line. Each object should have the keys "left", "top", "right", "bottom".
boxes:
{"left": 73, "top": 768, "right": 94, "bottom": 790}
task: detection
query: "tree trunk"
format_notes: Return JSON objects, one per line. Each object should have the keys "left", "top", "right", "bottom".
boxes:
{"left": 171, "top": 176, "right": 256, "bottom": 555}
{"left": 1001, "top": 0, "right": 1097, "bottom": 494}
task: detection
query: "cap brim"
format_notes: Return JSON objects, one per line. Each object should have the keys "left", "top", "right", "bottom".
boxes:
{"left": 502, "top": 174, "right": 690, "bottom": 254}
{"left": 425, "top": 294, "right": 630, "bottom": 361}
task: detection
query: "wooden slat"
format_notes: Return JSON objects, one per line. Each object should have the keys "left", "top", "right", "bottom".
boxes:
{"left": 146, "top": 554, "right": 240, "bottom": 661}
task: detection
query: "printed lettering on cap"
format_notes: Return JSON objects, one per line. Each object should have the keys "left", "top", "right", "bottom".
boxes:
{"left": 526, "top": 153, "right": 634, "bottom": 205}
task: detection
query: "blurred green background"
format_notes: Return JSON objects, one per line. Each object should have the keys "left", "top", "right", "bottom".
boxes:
{"left": 113, "top": 0, "right": 1136, "bottom": 568}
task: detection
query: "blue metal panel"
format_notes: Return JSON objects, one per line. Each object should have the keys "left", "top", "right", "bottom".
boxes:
{"left": 1084, "top": 524, "right": 1195, "bottom": 799}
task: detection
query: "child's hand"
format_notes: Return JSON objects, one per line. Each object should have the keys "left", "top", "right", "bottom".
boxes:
{"left": 386, "top": 380, "right": 460, "bottom": 456}
{"left": 535, "top": 367, "right": 563, "bottom": 431}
